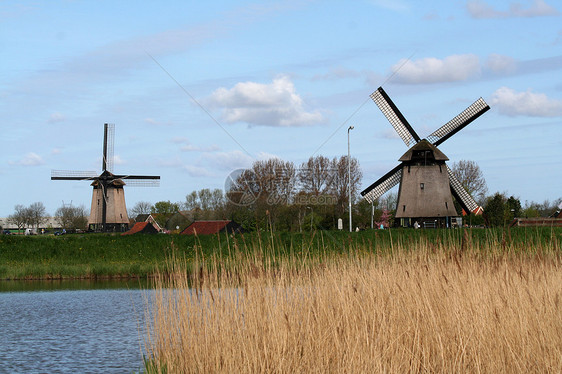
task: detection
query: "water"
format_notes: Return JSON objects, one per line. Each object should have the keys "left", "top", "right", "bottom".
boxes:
{"left": 0, "top": 281, "right": 152, "bottom": 373}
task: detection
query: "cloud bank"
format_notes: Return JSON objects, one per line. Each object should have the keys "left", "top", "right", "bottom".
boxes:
{"left": 491, "top": 87, "right": 562, "bottom": 117}
{"left": 467, "top": 0, "right": 559, "bottom": 19}
{"left": 392, "top": 54, "right": 481, "bottom": 84}
{"left": 208, "top": 76, "right": 324, "bottom": 127}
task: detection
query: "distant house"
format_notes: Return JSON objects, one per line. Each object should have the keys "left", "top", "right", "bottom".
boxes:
{"left": 166, "top": 210, "right": 197, "bottom": 232}
{"left": 134, "top": 214, "right": 164, "bottom": 232}
{"left": 180, "top": 220, "right": 243, "bottom": 236}
{"left": 122, "top": 222, "right": 159, "bottom": 235}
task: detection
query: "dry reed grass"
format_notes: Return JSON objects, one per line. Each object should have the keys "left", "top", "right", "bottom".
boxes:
{"left": 143, "top": 232, "right": 562, "bottom": 373}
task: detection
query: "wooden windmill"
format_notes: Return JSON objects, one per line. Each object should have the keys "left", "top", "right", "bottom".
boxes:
{"left": 361, "top": 87, "right": 489, "bottom": 228}
{"left": 52, "top": 123, "right": 160, "bottom": 232}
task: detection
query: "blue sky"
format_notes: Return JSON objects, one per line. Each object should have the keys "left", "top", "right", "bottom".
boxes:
{"left": 1, "top": 0, "right": 561, "bottom": 216}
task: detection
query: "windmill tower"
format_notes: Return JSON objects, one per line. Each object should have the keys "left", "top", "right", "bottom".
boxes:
{"left": 52, "top": 123, "right": 160, "bottom": 232}
{"left": 361, "top": 87, "right": 489, "bottom": 228}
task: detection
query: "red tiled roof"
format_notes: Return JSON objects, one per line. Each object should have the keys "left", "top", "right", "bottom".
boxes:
{"left": 180, "top": 220, "right": 232, "bottom": 235}
{"left": 121, "top": 222, "right": 158, "bottom": 235}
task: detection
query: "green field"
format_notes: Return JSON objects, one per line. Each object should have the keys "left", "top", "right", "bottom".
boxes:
{"left": 0, "top": 227, "right": 560, "bottom": 280}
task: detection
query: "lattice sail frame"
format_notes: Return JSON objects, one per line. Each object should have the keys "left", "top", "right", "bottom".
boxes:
{"left": 51, "top": 170, "right": 98, "bottom": 180}
{"left": 104, "top": 123, "right": 115, "bottom": 173}
{"left": 427, "top": 98, "right": 489, "bottom": 146}
{"left": 447, "top": 165, "right": 479, "bottom": 213}
{"left": 361, "top": 166, "right": 402, "bottom": 203}
{"left": 370, "top": 88, "right": 420, "bottom": 148}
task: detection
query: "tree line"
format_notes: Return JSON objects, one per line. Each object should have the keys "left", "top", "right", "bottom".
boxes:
{"left": 4, "top": 158, "right": 561, "bottom": 233}
{"left": 3, "top": 202, "right": 88, "bottom": 233}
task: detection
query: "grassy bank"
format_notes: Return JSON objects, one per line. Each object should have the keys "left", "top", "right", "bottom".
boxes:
{"left": 0, "top": 227, "right": 560, "bottom": 280}
{"left": 143, "top": 229, "right": 562, "bottom": 373}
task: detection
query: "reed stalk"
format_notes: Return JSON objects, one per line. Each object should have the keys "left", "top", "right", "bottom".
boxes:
{"left": 143, "top": 231, "right": 562, "bottom": 373}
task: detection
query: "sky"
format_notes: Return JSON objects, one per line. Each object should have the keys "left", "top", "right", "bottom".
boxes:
{"left": 1, "top": 0, "right": 561, "bottom": 217}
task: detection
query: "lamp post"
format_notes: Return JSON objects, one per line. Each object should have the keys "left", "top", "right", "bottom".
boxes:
{"left": 348, "top": 125, "right": 354, "bottom": 232}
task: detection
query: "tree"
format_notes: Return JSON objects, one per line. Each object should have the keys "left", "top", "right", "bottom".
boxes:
{"left": 152, "top": 201, "right": 180, "bottom": 214}
{"left": 330, "top": 155, "right": 362, "bottom": 221}
{"left": 483, "top": 193, "right": 521, "bottom": 227}
{"left": 506, "top": 196, "right": 522, "bottom": 219}
{"left": 151, "top": 200, "right": 180, "bottom": 228}
{"left": 55, "top": 205, "right": 88, "bottom": 231}
{"left": 484, "top": 193, "right": 506, "bottom": 227}
{"left": 450, "top": 160, "right": 488, "bottom": 203}
{"left": 27, "top": 202, "right": 48, "bottom": 230}
{"left": 298, "top": 155, "right": 333, "bottom": 195}
{"left": 130, "top": 201, "right": 152, "bottom": 218}
{"left": 184, "top": 191, "right": 199, "bottom": 210}
{"left": 8, "top": 204, "right": 29, "bottom": 232}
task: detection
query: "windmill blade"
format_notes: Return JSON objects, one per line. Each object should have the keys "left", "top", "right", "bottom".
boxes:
{"left": 111, "top": 174, "right": 160, "bottom": 187}
{"left": 103, "top": 123, "right": 115, "bottom": 173}
{"left": 447, "top": 165, "right": 482, "bottom": 214}
{"left": 121, "top": 178, "right": 160, "bottom": 187}
{"left": 370, "top": 87, "right": 420, "bottom": 147}
{"left": 361, "top": 164, "right": 402, "bottom": 203}
{"left": 428, "top": 98, "right": 490, "bottom": 146}
{"left": 51, "top": 170, "right": 98, "bottom": 180}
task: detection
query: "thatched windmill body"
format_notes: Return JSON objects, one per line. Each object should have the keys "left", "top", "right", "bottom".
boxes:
{"left": 361, "top": 87, "right": 489, "bottom": 228}
{"left": 52, "top": 123, "right": 160, "bottom": 232}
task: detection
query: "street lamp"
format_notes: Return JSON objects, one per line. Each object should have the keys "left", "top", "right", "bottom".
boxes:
{"left": 348, "top": 125, "right": 354, "bottom": 232}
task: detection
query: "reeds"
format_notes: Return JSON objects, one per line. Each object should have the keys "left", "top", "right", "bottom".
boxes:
{"left": 143, "top": 231, "right": 562, "bottom": 373}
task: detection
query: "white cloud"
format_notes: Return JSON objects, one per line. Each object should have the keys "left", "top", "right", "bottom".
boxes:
{"left": 51, "top": 148, "right": 62, "bottom": 155}
{"left": 208, "top": 76, "right": 324, "bottom": 127}
{"left": 113, "top": 155, "right": 126, "bottom": 165}
{"left": 181, "top": 144, "right": 220, "bottom": 152}
{"left": 48, "top": 112, "right": 65, "bottom": 123}
{"left": 392, "top": 54, "right": 481, "bottom": 84}
{"left": 467, "top": 0, "right": 559, "bottom": 19}
{"left": 171, "top": 137, "right": 220, "bottom": 152}
{"left": 486, "top": 54, "right": 518, "bottom": 74}
{"left": 490, "top": 87, "right": 562, "bottom": 117}
{"left": 182, "top": 165, "right": 214, "bottom": 177}
{"left": 10, "top": 152, "right": 45, "bottom": 166}
{"left": 204, "top": 150, "right": 254, "bottom": 171}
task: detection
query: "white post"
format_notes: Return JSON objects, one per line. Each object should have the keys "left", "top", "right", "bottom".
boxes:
{"left": 347, "top": 125, "right": 354, "bottom": 232}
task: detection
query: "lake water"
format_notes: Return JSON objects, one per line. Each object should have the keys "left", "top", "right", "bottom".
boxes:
{"left": 0, "top": 280, "right": 153, "bottom": 373}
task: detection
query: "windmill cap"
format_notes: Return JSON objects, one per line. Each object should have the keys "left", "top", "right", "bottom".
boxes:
{"left": 398, "top": 139, "right": 449, "bottom": 162}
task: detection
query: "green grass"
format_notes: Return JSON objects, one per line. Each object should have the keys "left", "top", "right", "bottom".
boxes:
{"left": 0, "top": 226, "right": 560, "bottom": 280}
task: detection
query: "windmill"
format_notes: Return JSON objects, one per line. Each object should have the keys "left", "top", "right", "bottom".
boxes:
{"left": 52, "top": 123, "right": 160, "bottom": 232}
{"left": 361, "top": 87, "right": 489, "bottom": 228}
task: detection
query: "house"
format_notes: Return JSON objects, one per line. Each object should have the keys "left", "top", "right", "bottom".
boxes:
{"left": 134, "top": 214, "right": 165, "bottom": 232}
{"left": 180, "top": 220, "right": 243, "bottom": 236}
{"left": 121, "top": 222, "right": 159, "bottom": 235}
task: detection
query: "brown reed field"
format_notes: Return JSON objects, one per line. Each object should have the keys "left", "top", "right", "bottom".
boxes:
{"left": 143, "top": 229, "right": 562, "bottom": 373}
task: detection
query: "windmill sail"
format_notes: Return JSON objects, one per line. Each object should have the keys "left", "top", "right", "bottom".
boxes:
{"left": 447, "top": 166, "right": 481, "bottom": 214}
{"left": 370, "top": 87, "right": 420, "bottom": 147}
{"left": 361, "top": 164, "right": 402, "bottom": 203}
{"left": 103, "top": 123, "right": 115, "bottom": 173}
{"left": 427, "top": 98, "right": 489, "bottom": 146}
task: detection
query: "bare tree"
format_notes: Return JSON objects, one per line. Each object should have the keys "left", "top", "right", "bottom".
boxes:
{"left": 298, "top": 155, "right": 333, "bottom": 195}
{"left": 450, "top": 160, "right": 488, "bottom": 202}
{"left": 130, "top": 201, "right": 153, "bottom": 218}
{"left": 55, "top": 205, "right": 88, "bottom": 230}
{"left": 330, "top": 155, "right": 362, "bottom": 214}
{"left": 184, "top": 191, "right": 198, "bottom": 210}
{"left": 27, "top": 202, "right": 48, "bottom": 230}
{"left": 198, "top": 189, "right": 212, "bottom": 211}
{"left": 8, "top": 204, "right": 29, "bottom": 232}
